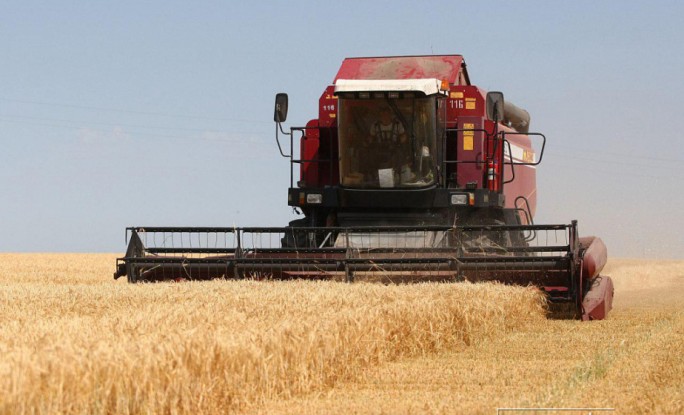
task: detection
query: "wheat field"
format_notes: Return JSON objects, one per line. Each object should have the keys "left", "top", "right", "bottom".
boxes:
{"left": 0, "top": 254, "right": 682, "bottom": 414}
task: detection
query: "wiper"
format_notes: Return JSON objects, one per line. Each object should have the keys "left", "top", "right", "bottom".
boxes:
{"left": 386, "top": 98, "right": 422, "bottom": 164}
{"left": 385, "top": 98, "right": 411, "bottom": 134}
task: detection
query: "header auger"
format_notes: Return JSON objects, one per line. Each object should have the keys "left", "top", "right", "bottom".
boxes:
{"left": 115, "top": 55, "right": 613, "bottom": 320}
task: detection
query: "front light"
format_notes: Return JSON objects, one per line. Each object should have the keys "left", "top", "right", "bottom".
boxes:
{"left": 306, "top": 193, "right": 323, "bottom": 204}
{"left": 451, "top": 194, "right": 468, "bottom": 205}
{"left": 440, "top": 79, "right": 450, "bottom": 91}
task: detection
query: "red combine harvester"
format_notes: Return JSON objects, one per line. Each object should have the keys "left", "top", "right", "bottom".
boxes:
{"left": 114, "top": 55, "right": 613, "bottom": 320}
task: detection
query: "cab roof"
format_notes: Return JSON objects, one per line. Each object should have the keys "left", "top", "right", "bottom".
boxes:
{"left": 333, "top": 55, "right": 470, "bottom": 85}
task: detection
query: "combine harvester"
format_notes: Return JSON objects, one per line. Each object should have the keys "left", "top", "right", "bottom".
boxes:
{"left": 114, "top": 55, "right": 613, "bottom": 320}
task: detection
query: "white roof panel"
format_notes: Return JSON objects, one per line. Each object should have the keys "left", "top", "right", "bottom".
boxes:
{"left": 334, "top": 78, "right": 444, "bottom": 96}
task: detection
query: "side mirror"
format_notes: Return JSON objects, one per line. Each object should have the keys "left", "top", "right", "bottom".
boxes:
{"left": 274, "top": 93, "right": 288, "bottom": 123}
{"left": 486, "top": 91, "right": 504, "bottom": 123}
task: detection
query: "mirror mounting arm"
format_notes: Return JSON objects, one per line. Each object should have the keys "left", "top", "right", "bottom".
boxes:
{"left": 275, "top": 122, "right": 291, "bottom": 158}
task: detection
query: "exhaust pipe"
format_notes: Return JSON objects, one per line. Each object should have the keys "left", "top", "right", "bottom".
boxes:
{"left": 503, "top": 101, "right": 530, "bottom": 134}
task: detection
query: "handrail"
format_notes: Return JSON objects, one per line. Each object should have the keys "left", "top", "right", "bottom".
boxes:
{"left": 442, "top": 126, "right": 502, "bottom": 188}
{"left": 288, "top": 125, "right": 336, "bottom": 188}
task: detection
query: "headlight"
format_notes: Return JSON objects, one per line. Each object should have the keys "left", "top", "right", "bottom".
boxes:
{"left": 450, "top": 193, "right": 468, "bottom": 205}
{"left": 306, "top": 193, "right": 323, "bottom": 204}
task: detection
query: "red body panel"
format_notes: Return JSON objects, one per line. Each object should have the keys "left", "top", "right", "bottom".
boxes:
{"left": 300, "top": 120, "right": 320, "bottom": 187}
{"left": 446, "top": 86, "right": 487, "bottom": 188}
{"left": 501, "top": 127, "right": 537, "bottom": 219}
{"left": 445, "top": 85, "right": 537, "bottom": 219}
{"left": 451, "top": 115, "right": 485, "bottom": 188}
{"left": 579, "top": 236, "right": 612, "bottom": 320}
{"left": 334, "top": 55, "right": 467, "bottom": 84}
{"left": 447, "top": 86, "right": 486, "bottom": 119}
{"left": 318, "top": 86, "right": 337, "bottom": 128}
{"left": 582, "top": 275, "right": 614, "bottom": 321}
{"left": 580, "top": 236, "right": 608, "bottom": 279}
{"left": 300, "top": 125, "right": 338, "bottom": 188}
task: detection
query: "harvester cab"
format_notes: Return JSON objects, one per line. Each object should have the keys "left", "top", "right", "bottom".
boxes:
{"left": 115, "top": 55, "right": 614, "bottom": 321}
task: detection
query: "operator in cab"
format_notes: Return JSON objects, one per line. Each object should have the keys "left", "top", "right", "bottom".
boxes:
{"left": 338, "top": 96, "right": 436, "bottom": 189}
{"left": 363, "top": 106, "right": 416, "bottom": 187}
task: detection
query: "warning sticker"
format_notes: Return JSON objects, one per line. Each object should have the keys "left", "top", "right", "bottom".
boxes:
{"left": 465, "top": 97, "right": 476, "bottom": 110}
{"left": 464, "top": 136, "right": 473, "bottom": 150}
{"left": 463, "top": 123, "right": 474, "bottom": 151}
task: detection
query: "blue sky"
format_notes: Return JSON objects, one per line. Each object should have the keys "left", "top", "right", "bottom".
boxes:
{"left": 1, "top": 1, "right": 683, "bottom": 258}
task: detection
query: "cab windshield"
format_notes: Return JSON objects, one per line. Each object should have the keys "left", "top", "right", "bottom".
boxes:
{"left": 338, "top": 96, "right": 437, "bottom": 188}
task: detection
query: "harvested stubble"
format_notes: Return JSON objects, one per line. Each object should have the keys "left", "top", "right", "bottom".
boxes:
{"left": 0, "top": 254, "right": 545, "bottom": 414}
{"left": 256, "top": 259, "right": 684, "bottom": 415}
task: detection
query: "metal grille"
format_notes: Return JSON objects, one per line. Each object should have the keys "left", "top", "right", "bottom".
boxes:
{"left": 135, "top": 228, "right": 238, "bottom": 258}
